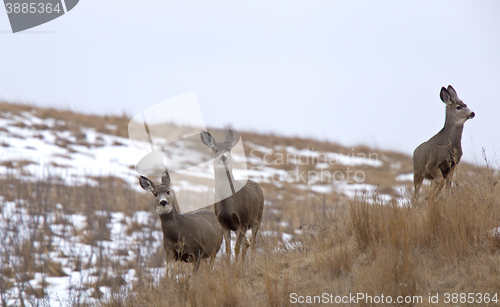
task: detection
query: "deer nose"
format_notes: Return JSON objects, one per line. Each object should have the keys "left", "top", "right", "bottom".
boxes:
{"left": 469, "top": 112, "right": 475, "bottom": 119}
{"left": 160, "top": 200, "right": 167, "bottom": 206}
{"left": 220, "top": 155, "right": 227, "bottom": 162}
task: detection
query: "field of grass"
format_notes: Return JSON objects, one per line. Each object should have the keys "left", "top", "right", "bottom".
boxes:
{"left": 1, "top": 169, "right": 498, "bottom": 306}
{"left": 90, "top": 168, "right": 499, "bottom": 307}
{"left": 0, "top": 101, "right": 499, "bottom": 306}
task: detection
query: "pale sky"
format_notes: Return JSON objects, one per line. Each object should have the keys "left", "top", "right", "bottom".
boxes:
{"left": 1, "top": 1, "right": 499, "bottom": 165}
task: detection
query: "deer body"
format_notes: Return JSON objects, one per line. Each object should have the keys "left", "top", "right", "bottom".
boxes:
{"left": 214, "top": 171, "right": 264, "bottom": 259}
{"left": 413, "top": 85, "right": 475, "bottom": 199}
{"left": 159, "top": 209, "right": 222, "bottom": 263}
{"left": 201, "top": 130, "right": 264, "bottom": 261}
{"left": 139, "top": 171, "right": 223, "bottom": 272}
{"left": 214, "top": 179, "right": 263, "bottom": 233}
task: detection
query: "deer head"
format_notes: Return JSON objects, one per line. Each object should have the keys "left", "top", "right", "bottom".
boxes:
{"left": 441, "top": 85, "right": 475, "bottom": 126}
{"left": 200, "top": 129, "right": 237, "bottom": 173}
{"left": 139, "top": 171, "right": 176, "bottom": 215}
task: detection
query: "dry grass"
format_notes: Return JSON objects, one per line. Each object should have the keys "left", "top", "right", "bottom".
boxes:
{"left": 1, "top": 101, "right": 498, "bottom": 306}
{"left": 1, "top": 100, "right": 482, "bottom": 196}
{"left": 90, "top": 169, "right": 500, "bottom": 307}
{"left": 0, "top": 173, "right": 164, "bottom": 306}
{"left": 0, "top": 100, "right": 130, "bottom": 138}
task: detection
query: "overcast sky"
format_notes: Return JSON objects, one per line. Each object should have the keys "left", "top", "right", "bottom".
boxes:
{"left": 1, "top": 1, "right": 499, "bottom": 165}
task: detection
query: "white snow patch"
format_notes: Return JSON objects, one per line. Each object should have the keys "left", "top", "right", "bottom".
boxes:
{"left": 105, "top": 124, "right": 117, "bottom": 131}
{"left": 310, "top": 184, "right": 333, "bottom": 194}
{"left": 396, "top": 173, "right": 414, "bottom": 182}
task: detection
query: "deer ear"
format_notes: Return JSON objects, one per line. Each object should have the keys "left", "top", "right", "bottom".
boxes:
{"left": 225, "top": 129, "right": 234, "bottom": 145}
{"left": 139, "top": 176, "right": 155, "bottom": 192}
{"left": 161, "top": 171, "right": 171, "bottom": 186}
{"left": 440, "top": 87, "right": 451, "bottom": 104}
{"left": 446, "top": 85, "right": 458, "bottom": 98}
{"left": 200, "top": 130, "right": 215, "bottom": 148}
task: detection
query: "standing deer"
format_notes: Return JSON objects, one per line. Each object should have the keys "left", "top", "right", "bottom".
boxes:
{"left": 413, "top": 85, "right": 475, "bottom": 199}
{"left": 139, "top": 170, "right": 223, "bottom": 272}
{"left": 200, "top": 129, "right": 264, "bottom": 261}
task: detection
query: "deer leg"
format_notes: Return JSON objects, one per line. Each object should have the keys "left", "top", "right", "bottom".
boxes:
{"left": 193, "top": 251, "right": 201, "bottom": 273}
{"left": 165, "top": 249, "right": 176, "bottom": 278}
{"left": 234, "top": 229, "right": 246, "bottom": 261}
{"left": 250, "top": 223, "right": 260, "bottom": 252}
{"left": 445, "top": 168, "right": 455, "bottom": 192}
{"left": 166, "top": 262, "right": 174, "bottom": 278}
{"left": 222, "top": 228, "right": 231, "bottom": 260}
{"left": 413, "top": 172, "right": 424, "bottom": 200}
{"left": 434, "top": 179, "right": 446, "bottom": 197}
{"left": 209, "top": 254, "right": 216, "bottom": 270}
{"left": 428, "top": 166, "right": 446, "bottom": 198}
{"left": 241, "top": 237, "right": 251, "bottom": 262}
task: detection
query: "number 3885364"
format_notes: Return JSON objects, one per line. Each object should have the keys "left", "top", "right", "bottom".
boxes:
{"left": 5, "top": 3, "right": 62, "bottom": 14}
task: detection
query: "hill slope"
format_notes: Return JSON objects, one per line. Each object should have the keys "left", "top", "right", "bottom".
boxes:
{"left": 0, "top": 101, "right": 496, "bottom": 307}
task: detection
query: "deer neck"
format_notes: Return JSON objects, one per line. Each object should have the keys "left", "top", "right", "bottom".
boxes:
{"left": 214, "top": 167, "right": 237, "bottom": 200}
{"left": 158, "top": 207, "right": 181, "bottom": 238}
{"left": 442, "top": 117, "right": 465, "bottom": 152}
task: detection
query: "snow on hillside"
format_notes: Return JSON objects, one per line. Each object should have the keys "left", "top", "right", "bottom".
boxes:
{"left": 0, "top": 107, "right": 406, "bottom": 306}
{"left": 0, "top": 111, "right": 148, "bottom": 187}
{"left": 0, "top": 196, "right": 161, "bottom": 305}
{"left": 0, "top": 110, "right": 397, "bottom": 198}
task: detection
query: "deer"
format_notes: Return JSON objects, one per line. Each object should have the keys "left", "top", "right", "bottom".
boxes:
{"left": 413, "top": 85, "right": 475, "bottom": 200}
{"left": 200, "top": 129, "right": 264, "bottom": 262}
{"left": 139, "top": 170, "right": 223, "bottom": 272}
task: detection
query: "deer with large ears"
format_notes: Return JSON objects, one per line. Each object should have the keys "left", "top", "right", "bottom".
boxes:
{"left": 413, "top": 85, "right": 475, "bottom": 199}
{"left": 139, "top": 170, "right": 223, "bottom": 272}
{"left": 200, "top": 129, "right": 264, "bottom": 261}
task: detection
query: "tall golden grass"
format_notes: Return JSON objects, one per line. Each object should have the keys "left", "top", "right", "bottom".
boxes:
{"left": 93, "top": 168, "right": 499, "bottom": 307}
{"left": 1, "top": 101, "right": 498, "bottom": 306}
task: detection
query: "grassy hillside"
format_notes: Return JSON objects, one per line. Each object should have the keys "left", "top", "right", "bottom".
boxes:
{"left": 0, "top": 101, "right": 498, "bottom": 306}
{"left": 100, "top": 173, "right": 500, "bottom": 307}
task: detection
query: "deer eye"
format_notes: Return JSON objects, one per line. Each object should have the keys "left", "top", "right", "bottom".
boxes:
{"left": 456, "top": 106, "right": 462, "bottom": 110}
{"left": 167, "top": 191, "right": 170, "bottom": 195}
{"left": 153, "top": 193, "right": 158, "bottom": 197}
